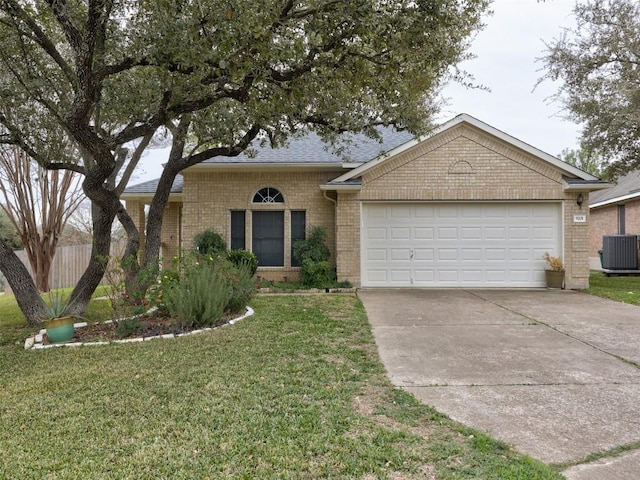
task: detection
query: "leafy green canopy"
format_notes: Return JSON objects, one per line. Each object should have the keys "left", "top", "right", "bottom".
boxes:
{"left": 0, "top": 0, "right": 489, "bottom": 162}
{"left": 542, "top": 0, "right": 640, "bottom": 178}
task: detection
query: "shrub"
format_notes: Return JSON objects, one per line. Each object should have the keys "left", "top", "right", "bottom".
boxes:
{"left": 163, "top": 262, "right": 233, "bottom": 330}
{"left": 217, "top": 260, "right": 256, "bottom": 313}
{"left": 193, "top": 230, "right": 226, "bottom": 256}
{"left": 115, "top": 318, "right": 142, "bottom": 338}
{"left": 293, "top": 226, "right": 330, "bottom": 263}
{"left": 293, "top": 226, "right": 334, "bottom": 287}
{"left": 300, "top": 259, "right": 335, "bottom": 287}
{"left": 148, "top": 268, "right": 181, "bottom": 313}
{"left": 227, "top": 249, "right": 259, "bottom": 276}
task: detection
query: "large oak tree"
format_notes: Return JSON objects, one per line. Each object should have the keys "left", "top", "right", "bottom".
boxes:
{"left": 0, "top": 0, "right": 489, "bottom": 324}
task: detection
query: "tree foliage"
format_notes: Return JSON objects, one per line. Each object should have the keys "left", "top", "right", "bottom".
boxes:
{"left": 0, "top": 0, "right": 489, "bottom": 323}
{"left": 542, "top": 0, "right": 640, "bottom": 178}
{"left": 558, "top": 143, "right": 605, "bottom": 179}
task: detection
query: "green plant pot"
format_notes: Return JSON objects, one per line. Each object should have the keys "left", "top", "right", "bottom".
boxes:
{"left": 45, "top": 316, "right": 75, "bottom": 343}
{"left": 545, "top": 270, "right": 565, "bottom": 289}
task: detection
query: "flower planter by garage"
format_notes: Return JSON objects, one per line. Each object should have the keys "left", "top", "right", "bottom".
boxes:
{"left": 45, "top": 316, "right": 75, "bottom": 343}
{"left": 544, "top": 270, "right": 565, "bottom": 289}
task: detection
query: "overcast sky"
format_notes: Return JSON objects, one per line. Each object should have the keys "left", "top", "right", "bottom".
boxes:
{"left": 438, "top": 0, "right": 578, "bottom": 156}
{"left": 133, "top": 0, "right": 579, "bottom": 184}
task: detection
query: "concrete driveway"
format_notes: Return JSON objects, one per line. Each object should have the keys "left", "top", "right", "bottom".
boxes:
{"left": 359, "top": 289, "right": 640, "bottom": 479}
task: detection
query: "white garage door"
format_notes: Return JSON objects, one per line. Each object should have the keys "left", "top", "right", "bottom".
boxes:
{"left": 362, "top": 203, "right": 561, "bottom": 287}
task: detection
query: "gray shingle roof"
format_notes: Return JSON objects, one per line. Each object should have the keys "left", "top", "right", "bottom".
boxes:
{"left": 200, "top": 127, "right": 413, "bottom": 164}
{"left": 123, "top": 127, "right": 413, "bottom": 195}
{"left": 124, "top": 175, "right": 184, "bottom": 195}
{"left": 589, "top": 170, "right": 640, "bottom": 206}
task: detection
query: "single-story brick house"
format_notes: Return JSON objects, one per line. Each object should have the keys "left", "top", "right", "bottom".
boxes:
{"left": 588, "top": 170, "right": 640, "bottom": 269}
{"left": 123, "top": 114, "right": 609, "bottom": 289}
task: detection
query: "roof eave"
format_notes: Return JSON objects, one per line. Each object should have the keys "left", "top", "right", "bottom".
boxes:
{"left": 185, "top": 162, "right": 345, "bottom": 172}
{"left": 122, "top": 193, "right": 184, "bottom": 202}
{"left": 590, "top": 192, "right": 640, "bottom": 209}
{"left": 319, "top": 183, "right": 362, "bottom": 192}
{"left": 563, "top": 181, "right": 611, "bottom": 192}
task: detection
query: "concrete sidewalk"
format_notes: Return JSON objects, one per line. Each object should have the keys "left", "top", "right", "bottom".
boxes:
{"left": 359, "top": 289, "right": 640, "bottom": 479}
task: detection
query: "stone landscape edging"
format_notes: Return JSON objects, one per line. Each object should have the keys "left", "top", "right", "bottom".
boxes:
{"left": 24, "top": 306, "right": 254, "bottom": 350}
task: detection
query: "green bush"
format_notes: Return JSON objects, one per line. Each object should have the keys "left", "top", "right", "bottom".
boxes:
{"left": 300, "top": 259, "right": 335, "bottom": 287}
{"left": 193, "top": 230, "right": 226, "bottom": 256}
{"left": 227, "top": 249, "right": 259, "bottom": 276}
{"left": 293, "top": 226, "right": 335, "bottom": 287}
{"left": 163, "top": 262, "right": 232, "bottom": 330}
{"left": 115, "top": 317, "right": 142, "bottom": 338}
{"left": 293, "top": 226, "right": 330, "bottom": 263}
{"left": 217, "top": 260, "right": 257, "bottom": 313}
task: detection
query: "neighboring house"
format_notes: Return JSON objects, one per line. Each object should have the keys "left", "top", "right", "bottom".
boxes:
{"left": 588, "top": 170, "right": 640, "bottom": 269}
{"left": 122, "top": 114, "right": 609, "bottom": 289}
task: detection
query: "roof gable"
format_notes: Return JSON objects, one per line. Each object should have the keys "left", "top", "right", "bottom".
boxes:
{"left": 330, "top": 114, "right": 602, "bottom": 185}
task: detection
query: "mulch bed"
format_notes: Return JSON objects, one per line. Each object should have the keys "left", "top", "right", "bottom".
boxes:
{"left": 43, "top": 311, "right": 239, "bottom": 345}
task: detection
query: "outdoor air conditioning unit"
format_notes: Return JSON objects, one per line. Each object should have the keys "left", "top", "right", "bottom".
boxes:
{"left": 602, "top": 235, "right": 639, "bottom": 270}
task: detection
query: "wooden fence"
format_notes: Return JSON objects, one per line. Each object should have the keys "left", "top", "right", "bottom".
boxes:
{"left": 3, "top": 241, "right": 126, "bottom": 294}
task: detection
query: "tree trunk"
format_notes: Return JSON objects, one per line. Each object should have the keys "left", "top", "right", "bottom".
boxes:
{"left": 0, "top": 240, "right": 47, "bottom": 325}
{"left": 65, "top": 201, "right": 117, "bottom": 316}
{"left": 121, "top": 120, "right": 189, "bottom": 298}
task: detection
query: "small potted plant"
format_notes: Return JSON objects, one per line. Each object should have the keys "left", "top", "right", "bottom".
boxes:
{"left": 543, "top": 252, "right": 565, "bottom": 289}
{"left": 43, "top": 292, "right": 76, "bottom": 343}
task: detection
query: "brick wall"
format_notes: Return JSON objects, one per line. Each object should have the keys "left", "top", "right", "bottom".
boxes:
{"left": 181, "top": 170, "right": 338, "bottom": 282}
{"left": 160, "top": 202, "right": 181, "bottom": 268}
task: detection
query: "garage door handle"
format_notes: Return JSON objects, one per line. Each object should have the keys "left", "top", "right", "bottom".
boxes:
{"left": 410, "top": 249, "right": 414, "bottom": 260}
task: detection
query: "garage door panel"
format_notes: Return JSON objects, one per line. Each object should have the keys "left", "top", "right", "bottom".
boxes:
{"left": 390, "top": 227, "right": 411, "bottom": 240}
{"left": 390, "top": 206, "right": 411, "bottom": 219}
{"left": 461, "top": 270, "right": 483, "bottom": 282}
{"left": 461, "top": 227, "right": 482, "bottom": 240}
{"left": 533, "top": 226, "right": 555, "bottom": 240}
{"left": 438, "top": 227, "right": 458, "bottom": 239}
{"left": 438, "top": 249, "right": 459, "bottom": 261}
{"left": 437, "top": 270, "right": 459, "bottom": 282}
{"left": 414, "top": 227, "right": 434, "bottom": 239}
{"left": 390, "top": 249, "right": 411, "bottom": 261}
{"left": 508, "top": 227, "right": 530, "bottom": 239}
{"left": 413, "top": 269, "right": 435, "bottom": 282}
{"left": 486, "top": 227, "right": 506, "bottom": 239}
{"left": 367, "top": 249, "right": 387, "bottom": 261}
{"left": 389, "top": 270, "right": 411, "bottom": 282}
{"left": 413, "top": 248, "right": 434, "bottom": 261}
{"left": 367, "top": 227, "right": 387, "bottom": 240}
{"left": 509, "top": 270, "right": 532, "bottom": 282}
{"left": 462, "top": 248, "right": 483, "bottom": 261}
{"left": 362, "top": 203, "right": 561, "bottom": 287}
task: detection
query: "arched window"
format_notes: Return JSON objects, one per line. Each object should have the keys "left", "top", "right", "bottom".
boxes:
{"left": 252, "top": 187, "right": 284, "bottom": 204}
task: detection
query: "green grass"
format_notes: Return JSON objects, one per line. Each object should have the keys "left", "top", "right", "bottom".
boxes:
{"left": 0, "top": 295, "right": 561, "bottom": 479}
{"left": 582, "top": 271, "right": 640, "bottom": 305}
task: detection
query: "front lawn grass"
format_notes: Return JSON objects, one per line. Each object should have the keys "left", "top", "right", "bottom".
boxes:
{"left": 583, "top": 271, "right": 640, "bottom": 305}
{"left": 0, "top": 295, "right": 561, "bottom": 479}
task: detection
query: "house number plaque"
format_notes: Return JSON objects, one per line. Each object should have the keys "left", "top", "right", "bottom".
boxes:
{"left": 573, "top": 214, "right": 587, "bottom": 223}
